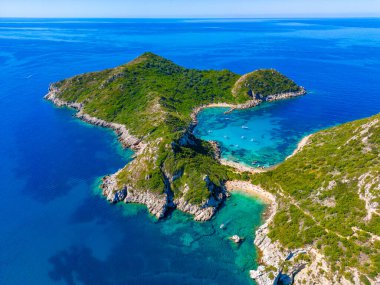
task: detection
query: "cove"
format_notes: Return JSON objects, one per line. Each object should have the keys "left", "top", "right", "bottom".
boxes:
{"left": 194, "top": 101, "right": 317, "bottom": 168}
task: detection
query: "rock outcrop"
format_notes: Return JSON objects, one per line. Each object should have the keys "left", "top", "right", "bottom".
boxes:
{"left": 101, "top": 167, "right": 225, "bottom": 220}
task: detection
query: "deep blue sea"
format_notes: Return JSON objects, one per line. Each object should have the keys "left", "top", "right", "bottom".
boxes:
{"left": 0, "top": 18, "right": 380, "bottom": 285}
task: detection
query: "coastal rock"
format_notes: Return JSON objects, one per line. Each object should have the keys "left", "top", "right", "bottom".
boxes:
{"left": 101, "top": 171, "right": 170, "bottom": 219}
{"left": 224, "top": 99, "right": 261, "bottom": 114}
{"left": 174, "top": 176, "right": 225, "bottom": 221}
{"left": 101, "top": 171, "right": 127, "bottom": 203}
{"left": 124, "top": 189, "right": 169, "bottom": 219}
{"left": 175, "top": 197, "right": 217, "bottom": 221}
{"left": 209, "top": 140, "right": 221, "bottom": 159}
{"left": 174, "top": 195, "right": 221, "bottom": 222}
{"left": 230, "top": 235, "right": 243, "bottom": 244}
{"left": 101, "top": 168, "right": 225, "bottom": 221}
{"left": 250, "top": 266, "right": 269, "bottom": 285}
{"left": 260, "top": 87, "right": 306, "bottom": 102}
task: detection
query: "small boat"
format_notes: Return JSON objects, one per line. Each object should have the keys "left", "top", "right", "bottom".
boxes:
{"left": 241, "top": 125, "right": 249, "bottom": 129}
{"left": 220, "top": 224, "right": 225, "bottom": 229}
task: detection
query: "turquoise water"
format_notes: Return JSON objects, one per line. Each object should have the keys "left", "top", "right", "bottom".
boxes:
{"left": 1, "top": 18, "right": 380, "bottom": 284}
{"left": 195, "top": 104, "right": 290, "bottom": 167}
{"left": 114, "top": 191, "right": 264, "bottom": 283}
{"left": 194, "top": 68, "right": 380, "bottom": 167}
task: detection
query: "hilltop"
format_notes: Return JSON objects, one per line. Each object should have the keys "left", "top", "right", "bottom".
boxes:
{"left": 45, "top": 52, "right": 305, "bottom": 220}
{"left": 250, "top": 113, "right": 380, "bottom": 284}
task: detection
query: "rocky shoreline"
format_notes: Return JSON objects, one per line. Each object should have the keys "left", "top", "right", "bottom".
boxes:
{"left": 45, "top": 86, "right": 147, "bottom": 154}
{"left": 189, "top": 88, "right": 305, "bottom": 130}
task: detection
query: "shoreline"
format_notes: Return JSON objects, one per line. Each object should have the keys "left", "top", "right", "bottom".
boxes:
{"left": 208, "top": 136, "right": 312, "bottom": 174}
{"left": 45, "top": 85, "right": 147, "bottom": 155}
{"left": 190, "top": 88, "right": 306, "bottom": 129}
{"left": 225, "top": 181, "right": 277, "bottom": 214}
{"left": 286, "top": 134, "right": 312, "bottom": 160}
{"left": 220, "top": 159, "right": 273, "bottom": 173}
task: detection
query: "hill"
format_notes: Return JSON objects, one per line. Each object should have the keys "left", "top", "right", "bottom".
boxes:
{"left": 251, "top": 113, "right": 380, "bottom": 284}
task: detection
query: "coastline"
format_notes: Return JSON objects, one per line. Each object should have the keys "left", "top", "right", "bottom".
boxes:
{"left": 45, "top": 86, "right": 147, "bottom": 155}
{"left": 189, "top": 88, "right": 306, "bottom": 131}
{"left": 45, "top": 85, "right": 226, "bottom": 221}
{"left": 208, "top": 135, "right": 312, "bottom": 175}
{"left": 225, "top": 181, "right": 277, "bottom": 216}
{"left": 220, "top": 159, "right": 273, "bottom": 173}
{"left": 224, "top": 181, "right": 283, "bottom": 285}
{"left": 46, "top": 84, "right": 309, "bottom": 285}
{"left": 285, "top": 134, "right": 312, "bottom": 160}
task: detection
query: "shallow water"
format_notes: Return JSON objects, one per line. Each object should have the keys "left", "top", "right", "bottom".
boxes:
{"left": 1, "top": 18, "right": 380, "bottom": 284}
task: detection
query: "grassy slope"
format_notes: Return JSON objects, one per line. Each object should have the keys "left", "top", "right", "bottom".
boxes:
{"left": 53, "top": 52, "right": 302, "bottom": 205}
{"left": 252, "top": 113, "right": 380, "bottom": 282}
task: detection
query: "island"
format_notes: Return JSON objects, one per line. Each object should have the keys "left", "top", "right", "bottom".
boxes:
{"left": 45, "top": 52, "right": 305, "bottom": 221}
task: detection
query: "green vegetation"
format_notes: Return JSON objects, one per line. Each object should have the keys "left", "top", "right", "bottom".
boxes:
{"left": 252, "top": 113, "right": 380, "bottom": 281}
{"left": 51, "top": 52, "right": 302, "bottom": 206}
{"left": 233, "top": 69, "right": 303, "bottom": 98}
{"left": 55, "top": 52, "right": 246, "bottom": 140}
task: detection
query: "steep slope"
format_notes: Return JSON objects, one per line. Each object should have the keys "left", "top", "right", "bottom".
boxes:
{"left": 45, "top": 52, "right": 305, "bottom": 220}
{"left": 251, "top": 113, "right": 380, "bottom": 284}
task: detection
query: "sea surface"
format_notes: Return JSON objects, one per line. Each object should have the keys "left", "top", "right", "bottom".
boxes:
{"left": 0, "top": 18, "right": 380, "bottom": 285}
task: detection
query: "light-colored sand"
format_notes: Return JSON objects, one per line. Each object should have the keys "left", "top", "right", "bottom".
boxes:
{"left": 286, "top": 134, "right": 312, "bottom": 160}
{"left": 190, "top": 103, "right": 235, "bottom": 125}
{"left": 225, "top": 180, "right": 278, "bottom": 224}
{"left": 222, "top": 134, "right": 312, "bottom": 174}
{"left": 225, "top": 180, "right": 275, "bottom": 204}
{"left": 220, "top": 159, "right": 269, "bottom": 173}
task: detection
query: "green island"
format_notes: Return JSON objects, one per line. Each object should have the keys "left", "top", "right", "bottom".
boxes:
{"left": 45, "top": 52, "right": 379, "bottom": 284}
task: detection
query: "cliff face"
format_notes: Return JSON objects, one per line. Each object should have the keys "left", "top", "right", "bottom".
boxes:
{"left": 251, "top": 113, "right": 380, "bottom": 284}
{"left": 45, "top": 52, "right": 305, "bottom": 220}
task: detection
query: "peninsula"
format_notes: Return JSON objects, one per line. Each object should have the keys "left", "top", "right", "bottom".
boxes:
{"left": 45, "top": 52, "right": 305, "bottom": 221}
{"left": 45, "top": 53, "right": 380, "bottom": 284}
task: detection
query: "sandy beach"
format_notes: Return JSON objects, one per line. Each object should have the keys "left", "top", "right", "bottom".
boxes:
{"left": 225, "top": 181, "right": 275, "bottom": 204}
